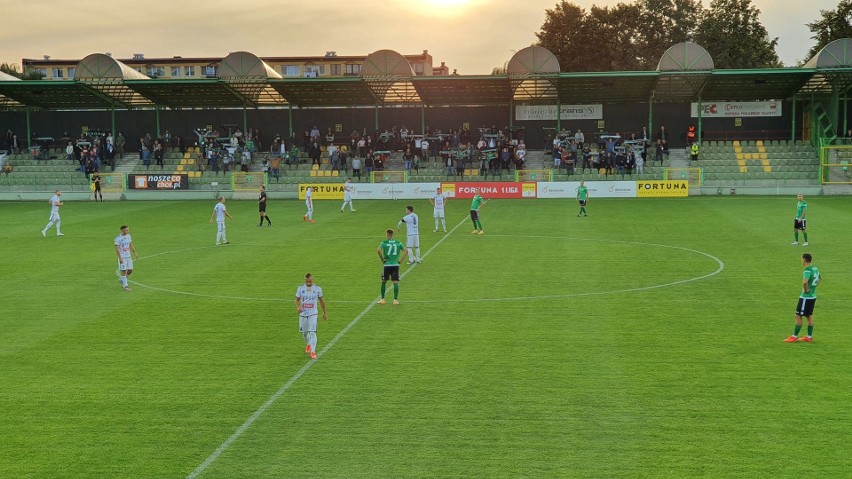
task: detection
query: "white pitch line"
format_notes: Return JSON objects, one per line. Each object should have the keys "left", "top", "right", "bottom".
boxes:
{"left": 186, "top": 214, "right": 470, "bottom": 479}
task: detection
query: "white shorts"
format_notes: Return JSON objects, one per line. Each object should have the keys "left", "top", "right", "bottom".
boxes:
{"left": 217, "top": 221, "right": 226, "bottom": 233}
{"left": 433, "top": 209, "right": 445, "bottom": 218}
{"left": 118, "top": 257, "right": 133, "bottom": 271}
{"left": 407, "top": 235, "right": 420, "bottom": 248}
{"left": 49, "top": 212, "right": 60, "bottom": 222}
{"left": 344, "top": 194, "right": 352, "bottom": 202}
{"left": 299, "top": 314, "right": 318, "bottom": 333}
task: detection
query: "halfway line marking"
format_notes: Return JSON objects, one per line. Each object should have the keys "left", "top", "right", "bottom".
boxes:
{"left": 186, "top": 214, "right": 470, "bottom": 479}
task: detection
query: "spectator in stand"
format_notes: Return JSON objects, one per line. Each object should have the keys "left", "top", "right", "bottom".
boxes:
{"left": 270, "top": 156, "right": 281, "bottom": 181}
{"left": 445, "top": 154, "right": 454, "bottom": 178}
{"left": 574, "top": 129, "right": 584, "bottom": 150}
{"left": 603, "top": 151, "right": 615, "bottom": 177}
{"left": 357, "top": 136, "right": 367, "bottom": 157}
{"left": 325, "top": 127, "right": 335, "bottom": 146}
{"left": 289, "top": 144, "right": 300, "bottom": 168}
{"left": 4, "top": 129, "right": 11, "bottom": 152}
{"left": 478, "top": 151, "right": 488, "bottom": 177}
{"left": 581, "top": 147, "right": 593, "bottom": 173}
{"left": 625, "top": 150, "right": 635, "bottom": 177}
{"left": 177, "top": 135, "right": 185, "bottom": 155}
{"left": 375, "top": 152, "right": 385, "bottom": 171}
{"left": 553, "top": 145, "right": 561, "bottom": 169}
{"left": 207, "top": 145, "right": 221, "bottom": 175}
{"left": 635, "top": 149, "right": 645, "bottom": 174}
{"left": 116, "top": 132, "right": 126, "bottom": 159}
{"left": 310, "top": 126, "right": 320, "bottom": 143}
{"left": 500, "top": 147, "right": 511, "bottom": 173}
{"left": 656, "top": 125, "right": 668, "bottom": 145}
{"left": 196, "top": 151, "right": 205, "bottom": 172}
{"left": 655, "top": 139, "right": 665, "bottom": 165}
{"left": 515, "top": 142, "right": 527, "bottom": 170}
{"left": 65, "top": 142, "right": 74, "bottom": 162}
{"left": 364, "top": 149, "right": 375, "bottom": 177}
{"left": 690, "top": 142, "right": 700, "bottom": 163}
{"left": 303, "top": 130, "right": 311, "bottom": 152}
{"left": 403, "top": 148, "right": 415, "bottom": 172}
{"left": 154, "top": 139, "right": 164, "bottom": 169}
{"left": 352, "top": 155, "right": 362, "bottom": 180}
{"left": 420, "top": 137, "right": 429, "bottom": 163}
{"left": 308, "top": 140, "right": 321, "bottom": 166}
{"left": 140, "top": 139, "right": 150, "bottom": 169}
{"left": 455, "top": 153, "right": 466, "bottom": 178}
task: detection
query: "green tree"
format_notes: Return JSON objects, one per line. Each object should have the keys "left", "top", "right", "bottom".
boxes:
{"left": 536, "top": 1, "right": 594, "bottom": 72}
{"left": 0, "top": 62, "right": 22, "bottom": 78}
{"left": 694, "top": 0, "right": 781, "bottom": 68}
{"left": 585, "top": 3, "right": 644, "bottom": 71}
{"left": 806, "top": 0, "right": 852, "bottom": 60}
{"left": 636, "top": 0, "right": 704, "bottom": 67}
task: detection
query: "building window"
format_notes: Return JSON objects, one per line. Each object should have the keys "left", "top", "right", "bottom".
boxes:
{"left": 305, "top": 65, "right": 325, "bottom": 76}
{"left": 184, "top": 66, "right": 196, "bottom": 77}
{"left": 413, "top": 63, "right": 424, "bottom": 75}
{"left": 135, "top": 67, "right": 143, "bottom": 73}
{"left": 282, "top": 65, "right": 300, "bottom": 76}
{"left": 147, "top": 66, "right": 165, "bottom": 78}
{"left": 52, "top": 68, "right": 63, "bottom": 79}
{"left": 67, "top": 68, "right": 75, "bottom": 79}
{"left": 203, "top": 66, "right": 217, "bottom": 77}
{"left": 330, "top": 64, "right": 342, "bottom": 76}
{"left": 170, "top": 66, "right": 181, "bottom": 78}
{"left": 344, "top": 64, "right": 361, "bottom": 76}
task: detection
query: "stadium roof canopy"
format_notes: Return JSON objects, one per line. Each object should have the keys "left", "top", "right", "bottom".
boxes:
{"left": 2, "top": 43, "right": 852, "bottom": 111}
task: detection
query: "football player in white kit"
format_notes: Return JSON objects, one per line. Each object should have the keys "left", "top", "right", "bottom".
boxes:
{"left": 41, "top": 190, "right": 64, "bottom": 237}
{"left": 115, "top": 225, "right": 140, "bottom": 291}
{"left": 397, "top": 205, "right": 421, "bottom": 264}
{"left": 430, "top": 186, "right": 448, "bottom": 232}
{"left": 295, "top": 272, "right": 327, "bottom": 360}
{"left": 340, "top": 177, "right": 356, "bottom": 212}
{"left": 303, "top": 186, "right": 315, "bottom": 223}
{"left": 209, "top": 196, "right": 234, "bottom": 245}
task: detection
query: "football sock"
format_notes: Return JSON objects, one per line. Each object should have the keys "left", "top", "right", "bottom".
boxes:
{"left": 302, "top": 331, "right": 309, "bottom": 343}
{"left": 120, "top": 276, "right": 128, "bottom": 288}
{"left": 807, "top": 325, "right": 813, "bottom": 337}
{"left": 793, "top": 324, "right": 802, "bottom": 336}
{"left": 435, "top": 218, "right": 440, "bottom": 229}
{"left": 309, "top": 332, "right": 317, "bottom": 353}
{"left": 441, "top": 218, "right": 446, "bottom": 229}
{"left": 380, "top": 282, "right": 386, "bottom": 298}
{"left": 393, "top": 283, "right": 399, "bottom": 299}
{"left": 415, "top": 247, "right": 420, "bottom": 260}
{"left": 55, "top": 221, "right": 61, "bottom": 233}
{"left": 407, "top": 248, "right": 413, "bottom": 260}
{"left": 794, "top": 231, "right": 799, "bottom": 241}
{"left": 266, "top": 215, "right": 271, "bottom": 224}
{"left": 259, "top": 214, "right": 263, "bottom": 225}
{"left": 803, "top": 232, "right": 808, "bottom": 242}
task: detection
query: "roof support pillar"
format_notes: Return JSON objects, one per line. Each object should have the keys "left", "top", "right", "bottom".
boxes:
{"left": 155, "top": 105, "right": 161, "bottom": 138}
{"left": 420, "top": 104, "right": 425, "bottom": 135}
{"left": 697, "top": 96, "right": 703, "bottom": 144}
{"left": 509, "top": 99, "right": 514, "bottom": 130}
{"left": 647, "top": 94, "right": 654, "bottom": 143}
{"left": 111, "top": 106, "right": 116, "bottom": 143}
{"left": 556, "top": 97, "right": 561, "bottom": 133}
{"left": 25, "top": 107, "right": 31, "bottom": 150}
{"left": 843, "top": 87, "right": 848, "bottom": 135}
{"left": 243, "top": 106, "right": 248, "bottom": 137}
{"left": 791, "top": 95, "right": 797, "bottom": 142}
{"left": 288, "top": 103, "right": 293, "bottom": 138}
{"left": 375, "top": 104, "right": 380, "bottom": 132}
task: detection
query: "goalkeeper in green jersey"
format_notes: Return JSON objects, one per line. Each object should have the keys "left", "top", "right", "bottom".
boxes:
{"left": 470, "top": 189, "right": 485, "bottom": 235}
{"left": 377, "top": 229, "right": 407, "bottom": 305}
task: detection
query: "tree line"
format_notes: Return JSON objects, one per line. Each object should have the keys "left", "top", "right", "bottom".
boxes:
{"left": 534, "top": 0, "right": 852, "bottom": 72}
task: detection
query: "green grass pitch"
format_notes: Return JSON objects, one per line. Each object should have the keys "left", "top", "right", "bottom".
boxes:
{"left": 1, "top": 195, "right": 850, "bottom": 478}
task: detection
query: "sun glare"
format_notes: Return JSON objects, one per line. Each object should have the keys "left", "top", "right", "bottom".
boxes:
{"left": 423, "top": 0, "right": 470, "bottom": 6}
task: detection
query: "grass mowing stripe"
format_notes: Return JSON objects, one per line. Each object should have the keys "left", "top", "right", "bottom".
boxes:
{"left": 186, "top": 213, "right": 470, "bottom": 479}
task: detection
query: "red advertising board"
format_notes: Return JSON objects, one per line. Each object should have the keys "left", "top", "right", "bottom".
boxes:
{"left": 441, "top": 182, "right": 537, "bottom": 199}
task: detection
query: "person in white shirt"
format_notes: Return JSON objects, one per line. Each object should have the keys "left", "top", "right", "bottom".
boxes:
{"left": 303, "top": 186, "right": 315, "bottom": 223}
{"left": 41, "top": 190, "right": 64, "bottom": 237}
{"left": 420, "top": 138, "right": 430, "bottom": 162}
{"left": 430, "top": 187, "right": 448, "bottom": 232}
{"left": 397, "top": 205, "right": 421, "bottom": 264}
{"left": 340, "top": 178, "right": 356, "bottom": 212}
{"left": 295, "top": 272, "right": 327, "bottom": 360}
{"left": 209, "top": 196, "right": 234, "bottom": 245}
{"left": 114, "top": 225, "right": 140, "bottom": 291}
{"left": 65, "top": 142, "right": 74, "bottom": 162}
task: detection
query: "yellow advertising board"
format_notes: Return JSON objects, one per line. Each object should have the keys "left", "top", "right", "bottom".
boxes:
{"left": 636, "top": 180, "right": 689, "bottom": 197}
{"left": 298, "top": 183, "right": 345, "bottom": 200}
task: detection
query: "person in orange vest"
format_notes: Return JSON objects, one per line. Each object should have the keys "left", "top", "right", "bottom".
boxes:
{"left": 687, "top": 125, "right": 697, "bottom": 144}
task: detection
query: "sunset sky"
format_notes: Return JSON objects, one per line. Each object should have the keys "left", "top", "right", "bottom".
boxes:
{"left": 0, "top": 0, "right": 839, "bottom": 74}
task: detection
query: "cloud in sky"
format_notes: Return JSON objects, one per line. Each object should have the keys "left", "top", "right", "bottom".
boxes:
{"left": 0, "top": 0, "right": 839, "bottom": 73}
